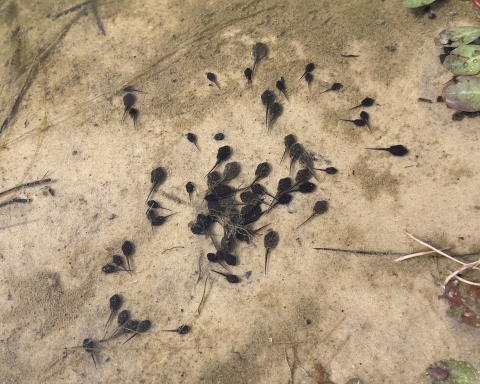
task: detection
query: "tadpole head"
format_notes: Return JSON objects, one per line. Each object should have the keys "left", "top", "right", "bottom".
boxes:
{"left": 305, "top": 63, "right": 315, "bottom": 72}
{"left": 121, "top": 241, "right": 134, "bottom": 257}
{"left": 261, "top": 90, "right": 275, "bottom": 107}
{"left": 361, "top": 97, "right": 374, "bottom": 106}
{"left": 102, "top": 264, "right": 116, "bottom": 274}
{"left": 313, "top": 200, "right": 329, "bottom": 215}
{"left": 118, "top": 310, "right": 129, "bottom": 326}
{"left": 389, "top": 145, "right": 408, "bottom": 156}
{"left": 138, "top": 320, "right": 152, "bottom": 333}
{"left": 151, "top": 167, "right": 167, "bottom": 184}
{"left": 325, "top": 167, "right": 338, "bottom": 174}
{"left": 295, "top": 168, "right": 311, "bottom": 183}
{"left": 264, "top": 230, "right": 279, "bottom": 249}
{"left": 255, "top": 162, "right": 271, "bottom": 180}
{"left": 252, "top": 42, "right": 268, "bottom": 60}
{"left": 206, "top": 72, "right": 217, "bottom": 82}
{"left": 110, "top": 294, "right": 122, "bottom": 310}
{"left": 298, "top": 181, "right": 316, "bottom": 193}
{"left": 123, "top": 93, "right": 136, "bottom": 108}
{"left": 217, "top": 146, "right": 231, "bottom": 161}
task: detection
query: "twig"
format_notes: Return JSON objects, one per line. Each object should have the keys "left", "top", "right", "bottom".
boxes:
{"left": 394, "top": 248, "right": 452, "bottom": 262}
{"left": 401, "top": 231, "right": 480, "bottom": 286}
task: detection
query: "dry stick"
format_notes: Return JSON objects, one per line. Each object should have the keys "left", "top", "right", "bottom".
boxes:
{"left": 394, "top": 248, "right": 452, "bottom": 262}
{"left": 402, "top": 231, "right": 480, "bottom": 286}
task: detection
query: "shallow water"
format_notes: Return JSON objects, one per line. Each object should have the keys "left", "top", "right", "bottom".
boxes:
{"left": 1, "top": 0, "right": 480, "bottom": 383}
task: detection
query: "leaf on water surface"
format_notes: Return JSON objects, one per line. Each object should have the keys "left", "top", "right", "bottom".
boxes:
{"left": 403, "top": 0, "right": 435, "bottom": 8}
{"left": 442, "top": 76, "right": 480, "bottom": 112}
{"left": 429, "top": 359, "right": 479, "bottom": 384}
{"left": 443, "top": 45, "right": 480, "bottom": 76}
{"left": 439, "top": 280, "right": 480, "bottom": 327}
{"left": 439, "top": 27, "right": 480, "bottom": 47}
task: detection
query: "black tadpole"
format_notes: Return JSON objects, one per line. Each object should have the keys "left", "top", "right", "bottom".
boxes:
{"left": 341, "top": 119, "right": 366, "bottom": 127}
{"left": 206, "top": 72, "right": 220, "bottom": 88}
{"left": 186, "top": 181, "right": 194, "bottom": 203}
{"left": 305, "top": 73, "right": 314, "bottom": 88}
{"left": 366, "top": 145, "right": 408, "bottom": 157}
{"left": 349, "top": 97, "right": 374, "bottom": 110}
{"left": 123, "top": 85, "right": 143, "bottom": 93}
{"left": 121, "top": 241, "right": 134, "bottom": 272}
{"left": 296, "top": 200, "right": 329, "bottom": 229}
{"left": 268, "top": 102, "right": 283, "bottom": 131}
{"left": 320, "top": 82, "right": 343, "bottom": 94}
{"left": 122, "top": 93, "right": 136, "bottom": 120}
{"left": 128, "top": 108, "right": 139, "bottom": 127}
{"left": 146, "top": 166, "right": 167, "bottom": 202}
{"left": 289, "top": 142, "right": 305, "bottom": 172}
{"left": 261, "top": 90, "right": 276, "bottom": 128}
{"left": 281, "top": 134, "right": 296, "bottom": 163}
{"left": 187, "top": 133, "right": 199, "bottom": 150}
{"left": 123, "top": 320, "right": 151, "bottom": 344}
{"left": 150, "top": 212, "right": 178, "bottom": 226}
{"left": 276, "top": 77, "right": 289, "bottom": 101}
{"left": 206, "top": 145, "right": 231, "bottom": 176}
{"left": 360, "top": 111, "right": 371, "bottom": 131}
{"left": 300, "top": 62, "right": 315, "bottom": 80}
{"left": 252, "top": 42, "right": 268, "bottom": 72}
{"left": 162, "top": 325, "right": 191, "bottom": 334}
{"left": 222, "top": 161, "right": 241, "bottom": 182}
{"left": 113, "top": 255, "right": 132, "bottom": 275}
{"left": 104, "top": 294, "right": 122, "bottom": 331}
{"left": 314, "top": 167, "right": 338, "bottom": 175}
{"left": 244, "top": 68, "right": 253, "bottom": 84}
{"left": 251, "top": 162, "right": 271, "bottom": 186}
{"left": 82, "top": 339, "right": 97, "bottom": 368}
{"left": 102, "top": 264, "right": 117, "bottom": 274}
{"left": 211, "top": 269, "right": 240, "bottom": 283}
{"left": 264, "top": 230, "right": 279, "bottom": 274}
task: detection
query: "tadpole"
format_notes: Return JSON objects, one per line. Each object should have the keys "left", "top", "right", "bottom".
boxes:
{"left": 296, "top": 200, "right": 329, "bottom": 229}
{"left": 207, "top": 72, "right": 220, "bottom": 88}
{"left": 300, "top": 63, "right": 315, "bottom": 80}
{"left": 186, "top": 181, "right": 194, "bottom": 203}
{"left": 82, "top": 339, "right": 97, "bottom": 368}
{"left": 146, "top": 166, "right": 167, "bottom": 202}
{"left": 341, "top": 118, "right": 366, "bottom": 127}
{"left": 263, "top": 230, "right": 279, "bottom": 274}
{"left": 252, "top": 42, "right": 268, "bottom": 72}
{"left": 244, "top": 68, "right": 253, "bottom": 84}
{"left": 289, "top": 142, "right": 305, "bottom": 172}
{"left": 121, "top": 241, "right": 134, "bottom": 272}
{"left": 366, "top": 145, "right": 408, "bottom": 157}
{"left": 113, "top": 255, "right": 131, "bottom": 275}
{"left": 123, "top": 320, "right": 151, "bottom": 344}
{"left": 122, "top": 93, "right": 136, "bottom": 120}
{"left": 261, "top": 90, "right": 276, "bottom": 128}
{"left": 314, "top": 167, "right": 338, "bottom": 175}
{"left": 104, "top": 294, "right": 122, "bottom": 331}
{"left": 102, "top": 264, "right": 117, "bottom": 274}
{"left": 252, "top": 162, "right": 271, "bottom": 185}
{"left": 214, "top": 132, "right": 225, "bottom": 141}
{"left": 211, "top": 269, "right": 240, "bottom": 283}
{"left": 222, "top": 161, "right": 241, "bottom": 182}
{"left": 349, "top": 97, "right": 374, "bottom": 110}
{"left": 162, "top": 325, "right": 191, "bottom": 334}
{"left": 305, "top": 73, "right": 314, "bottom": 89}
{"left": 150, "top": 212, "right": 178, "bottom": 226}
{"left": 206, "top": 146, "right": 231, "bottom": 176}
{"left": 320, "top": 82, "right": 343, "bottom": 94}
{"left": 268, "top": 102, "right": 283, "bottom": 131}
{"left": 128, "top": 108, "right": 139, "bottom": 127}
{"left": 281, "top": 134, "right": 296, "bottom": 162}
{"left": 276, "top": 77, "right": 289, "bottom": 101}
{"left": 123, "top": 86, "right": 143, "bottom": 93}
{"left": 360, "top": 111, "right": 371, "bottom": 130}
{"left": 187, "top": 133, "right": 199, "bottom": 150}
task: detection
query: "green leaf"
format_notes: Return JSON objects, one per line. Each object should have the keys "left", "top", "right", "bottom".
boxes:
{"left": 434, "top": 359, "right": 480, "bottom": 384}
{"left": 442, "top": 76, "right": 480, "bottom": 112}
{"left": 443, "top": 49, "right": 480, "bottom": 76}
{"left": 403, "top": 0, "right": 435, "bottom": 8}
{"left": 439, "top": 27, "right": 480, "bottom": 47}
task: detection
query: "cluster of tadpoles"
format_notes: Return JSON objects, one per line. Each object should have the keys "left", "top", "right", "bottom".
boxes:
{"left": 186, "top": 139, "right": 334, "bottom": 280}
{"left": 102, "top": 240, "right": 134, "bottom": 275}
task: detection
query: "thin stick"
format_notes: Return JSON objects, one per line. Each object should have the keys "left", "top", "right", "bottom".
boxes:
{"left": 394, "top": 248, "right": 452, "bottom": 262}
{"left": 404, "top": 231, "right": 467, "bottom": 266}
{"left": 196, "top": 276, "right": 209, "bottom": 315}
{"left": 0, "top": 178, "right": 52, "bottom": 198}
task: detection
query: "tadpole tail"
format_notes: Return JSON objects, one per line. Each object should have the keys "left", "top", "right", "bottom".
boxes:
{"left": 366, "top": 148, "right": 388, "bottom": 151}
{"left": 295, "top": 214, "right": 314, "bottom": 230}
{"left": 348, "top": 105, "right": 361, "bottom": 110}
{"left": 280, "top": 148, "right": 288, "bottom": 163}
{"left": 205, "top": 160, "right": 221, "bottom": 177}
{"left": 265, "top": 248, "right": 270, "bottom": 274}
{"left": 122, "top": 333, "right": 138, "bottom": 345}
{"left": 104, "top": 311, "right": 114, "bottom": 331}
{"left": 91, "top": 354, "right": 97, "bottom": 369}
{"left": 299, "top": 72, "right": 307, "bottom": 81}
{"left": 145, "top": 183, "right": 157, "bottom": 203}
{"left": 265, "top": 106, "right": 269, "bottom": 129}
{"left": 122, "top": 107, "right": 129, "bottom": 121}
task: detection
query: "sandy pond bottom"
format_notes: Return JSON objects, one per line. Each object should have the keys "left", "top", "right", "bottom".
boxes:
{"left": 1, "top": 0, "right": 480, "bottom": 383}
